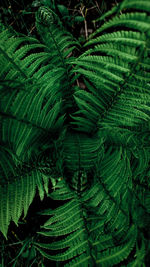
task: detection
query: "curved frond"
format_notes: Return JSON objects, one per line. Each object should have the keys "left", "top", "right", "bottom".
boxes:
{"left": 36, "top": 6, "right": 79, "bottom": 65}
{"left": 0, "top": 146, "right": 50, "bottom": 238}
{"left": 34, "top": 175, "right": 136, "bottom": 266}
{"left": 71, "top": 2, "right": 150, "bottom": 134}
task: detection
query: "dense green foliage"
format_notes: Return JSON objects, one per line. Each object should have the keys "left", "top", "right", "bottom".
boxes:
{"left": 0, "top": 0, "right": 150, "bottom": 266}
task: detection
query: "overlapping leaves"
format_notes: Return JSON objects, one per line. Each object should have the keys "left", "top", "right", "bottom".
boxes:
{"left": 0, "top": 1, "right": 150, "bottom": 266}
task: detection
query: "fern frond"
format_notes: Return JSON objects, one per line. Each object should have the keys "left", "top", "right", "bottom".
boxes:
{"left": 96, "top": 226, "right": 137, "bottom": 266}
{"left": 0, "top": 167, "right": 49, "bottom": 238}
{"left": 34, "top": 167, "right": 135, "bottom": 266}
{"left": 71, "top": 4, "right": 150, "bottom": 134}
{"left": 98, "top": 0, "right": 150, "bottom": 23}
{"left": 0, "top": 1, "right": 149, "bottom": 266}
{"left": 0, "top": 144, "right": 54, "bottom": 237}
{"left": 85, "top": 31, "right": 146, "bottom": 47}
{"left": 92, "top": 12, "right": 150, "bottom": 37}
{"left": 36, "top": 6, "right": 79, "bottom": 65}
{"left": 0, "top": 23, "right": 70, "bottom": 238}
{"left": 0, "top": 32, "right": 67, "bottom": 158}
{"left": 63, "top": 131, "right": 104, "bottom": 173}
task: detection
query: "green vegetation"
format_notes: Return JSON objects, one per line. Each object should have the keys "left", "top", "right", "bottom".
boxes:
{"left": 0, "top": 0, "right": 150, "bottom": 266}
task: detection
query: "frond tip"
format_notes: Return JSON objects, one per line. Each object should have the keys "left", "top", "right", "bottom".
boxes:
{"left": 0, "top": 168, "right": 49, "bottom": 238}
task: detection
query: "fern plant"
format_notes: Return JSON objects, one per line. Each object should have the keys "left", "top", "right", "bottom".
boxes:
{"left": 0, "top": 0, "right": 150, "bottom": 266}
